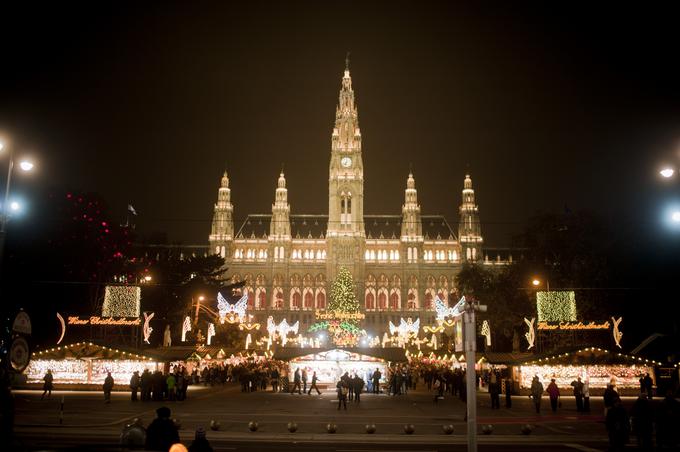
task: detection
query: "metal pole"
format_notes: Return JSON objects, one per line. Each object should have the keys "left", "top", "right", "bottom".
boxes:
{"left": 464, "top": 307, "right": 477, "bottom": 452}
{"left": 0, "top": 154, "right": 14, "bottom": 270}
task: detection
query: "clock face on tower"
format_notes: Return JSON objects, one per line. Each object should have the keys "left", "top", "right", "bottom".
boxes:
{"left": 341, "top": 157, "right": 352, "bottom": 168}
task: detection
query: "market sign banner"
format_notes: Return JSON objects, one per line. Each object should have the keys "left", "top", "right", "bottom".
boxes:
{"left": 537, "top": 321, "right": 610, "bottom": 331}
{"left": 67, "top": 316, "right": 141, "bottom": 326}
{"left": 315, "top": 310, "right": 366, "bottom": 321}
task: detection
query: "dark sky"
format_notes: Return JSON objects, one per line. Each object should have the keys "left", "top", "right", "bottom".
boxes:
{"left": 3, "top": 1, "right": 680, "bottom": 247}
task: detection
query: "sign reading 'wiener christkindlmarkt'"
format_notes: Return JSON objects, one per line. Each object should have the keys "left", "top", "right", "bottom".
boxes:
{"left": 67, "top": 316, "right": 141, "bottom": 326}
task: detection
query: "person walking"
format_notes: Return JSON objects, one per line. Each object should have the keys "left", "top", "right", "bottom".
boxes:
{"left": 603, "top": 383, "right": 618, "bottom": 417}
{"left": 41, "top": 369, "right": 53, "bottom": 400}
{"left": 655, "top": 389, "right": 680, "bottom": 449}
{"left": 337, "top": 379, "right": 348, "bottom": 410}
{"left": 307, "top": 371, "right": 321, "bottom": 395}
{"left": 140, "top": 369, "right": 151, "bottom": 401}
{"left": 353, "top": 373, "right": 364, "bottom": 403}
{"left": 504, "top": 376, "right": 513, "bottom": 408}
{"left": 145, "top": 406, "right": 180, "bottom": 451}
{"left": 372, "top": 368, "right": 381, "bottom": 394}
{"left": 489, "top": 372, "right": 500, "bottom": 409}
{"left": 271, "top": 368, "right": 279, "bottom": 393}
{"left": 291, "top": 368, "right": 302, "bottom": 394}
{"left": 301, "top": 368, "right": 308, "bottom": 394}
{"left": 630, "top": 392, "right": 653, "bottom": 450}
{"left": 130, "top": 371, "right": 140, "bottom": 401}
{"left": 103, "top": 372, "right": 114, "bottom": 404}
{"left": 605, "top": 396, "right": 630, "bottom": 452}
{"left": 546, "top": 378, "right": 560, "bottom": 413}
{"left": 642, "top": 373, "right": 653, "bottom": 400}
{"left": 530, "top": 376, "right": 544, "bottom": 414}
{"left": 570, "top": 376, "right": 584, "bottom": 412}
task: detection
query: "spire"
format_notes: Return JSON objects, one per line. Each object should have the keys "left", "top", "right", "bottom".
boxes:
{"left": 345, "top": 51, "right": 350, "bottom": 71}
{"left": 209, "top": 171, "right": 234, "bottom": 256}
{"left": 401, "top": 172, "right": 422, "bottom": 240}
{"left": 333, "top": 60, "right": 360, "bottom": 152}
{"left": 271, "top": 171, "right": 291, "bottom": 239}
{"left": 459, "top": 174, "right": 482, "bottom": 261}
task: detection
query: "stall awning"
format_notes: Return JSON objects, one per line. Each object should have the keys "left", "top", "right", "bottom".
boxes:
{"left": 34, "top": 342, "right": 155, "bottom": 361}
{"left": 274, "top": 347, "right": 407, "bottom": 362}
{"left": 517, "top": 346, "right": 662, "bottom": 367}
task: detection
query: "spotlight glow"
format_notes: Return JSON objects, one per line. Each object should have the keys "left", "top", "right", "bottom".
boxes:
{"left": 10, "top": 201, "right": 20, "bottom": 211}
{"left": 672, "top": 211, "right": 680, "bottom": 223}
{"left": 19, "top": 160, "right": 34, "bottom": 171}
{"left": 660, "top": 168, "right": 675, "bottom": 178}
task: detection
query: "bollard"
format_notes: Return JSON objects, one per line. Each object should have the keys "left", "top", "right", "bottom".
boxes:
{"left": 326, "top": 423, "right": 337, "bottom": 433}
{"left": 481, "top": 424, "right": 493, "bottom": 435}
{"left": 287, "top": 422, "right": 298, "bottom": 433}
{"left": 248, "top": 421, "right": 259, "bottom": 432}
{"left": 365, "top": 424, "right": 376, "bottom": 434}
{"left": 404, "top": 424, "right": 415, "bottom": 435}
{"left": 172, "top": 418, "right": 182, "bottom": 430}
{"left": 210, "top": 420, "right": 220, "bottom": 431}
{"left": 521, "top": 424, "right": 533, "bottom": 435}
{"left": 442, "top": 424, "right": 454, "bottom": 435}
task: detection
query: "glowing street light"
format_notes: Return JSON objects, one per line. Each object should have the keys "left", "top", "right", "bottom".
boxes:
{"left": 0, "top": 140, "right": 37, "bottom": 270}
{"left": 531, "top": 277, "right": 550, "bottom": 291}
{"left": 531, "top": 279, "right": 541, "bottom": 287}
{"left": 660, "top": 167, "right": 675, "bottom": 178}
{"left": 672, "top": 211, "right": 680, "bottom": 223}
{"left": 144, "top": 275, "right": 152, "bottom": 282}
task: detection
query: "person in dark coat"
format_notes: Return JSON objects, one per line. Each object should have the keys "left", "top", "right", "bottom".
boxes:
{"left": 642, "top": 373, "right": 653, "bottom": 400}
{"left": 656, "top": 390, "right": 680, "bottom": 449}
{"left": 371, "top": 368, "right": 381, "bottom": 394}
{"left": 630, "top": 392, "right": 653, "bottom": 450}
{"left": 570, "top": 376, "right": 584, "bottom": 412}
{"left": 271, "top": 368, "right": 279, "bottom": 393}
{"left": 188, "top": 427, "right": 213, "bottom": 452}
{"left": 605, "top": 396, "right": 629, "bottom": 452}
{"left": 41, "top": 370, "right": 54, "bottom": 400}
{"left": 140, "top": 369, "right": 151, "bottom": 401}
{"left": 103, "top": 372, "right": 114, "bottom": 404}
{"left": 504, "top": 376, "right": 513, "bottom": 408}
{"left": 145, "top": 406, "right": 180, "bottom": 451}
{"left": 291, "top": 368, "right": 302, "bottom": 394}
{"left": 352, "top": 374, "right": 364, "bottom": 403}
{"left": 307, "top": 371, "right": 321, "bottom": 395}
{"left": 130, "top": 371, "right": 140, "bottom": 401}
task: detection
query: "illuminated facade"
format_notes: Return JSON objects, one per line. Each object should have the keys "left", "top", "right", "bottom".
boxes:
{"left": 209, "top": 64, "right": 499, "bottom": 335}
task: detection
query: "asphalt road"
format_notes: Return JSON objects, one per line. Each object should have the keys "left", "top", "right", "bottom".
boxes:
{"left": 10, "top": 384, "right": 623, "bottom": 451}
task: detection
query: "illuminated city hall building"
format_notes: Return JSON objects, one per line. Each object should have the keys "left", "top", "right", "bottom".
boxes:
{"left": 208, "top": 65, "right": 496, "bottom": 335}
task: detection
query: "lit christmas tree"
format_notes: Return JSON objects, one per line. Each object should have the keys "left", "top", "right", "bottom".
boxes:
{"left": 328, "top": 267, "right": 360, "bottom": 313}
{"left": 309, "top": 266, "right": 365, "bottom": 346}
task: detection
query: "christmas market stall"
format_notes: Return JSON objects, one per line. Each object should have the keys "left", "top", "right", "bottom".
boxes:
{"left": 22, "top": 342, "right": 162, "bottom": 389}
{"left": 275, "top": 347, "right": 406, "bottom": 383}
{"left": 515, "top": 347, "right": 661, "bottom": 395}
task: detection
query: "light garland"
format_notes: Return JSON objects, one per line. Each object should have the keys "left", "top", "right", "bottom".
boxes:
{"left": 181, "top": 316, "right": 191, "bottom": 342}
{"left": 143, "top": 312, "right": 154, "bottom": 344}
{"left": 518, "top": 364, "right": 652, "bottom": 389}
{"left": 388, "top": 317, "right": 420, "bottom": 338}
{"left": 524, "top": 317, "right": 536, "bottom": 350}
{"left": 481, "top": 320, "right": 491, "bottom": 346}
{"left": 217, "top": 291, "right": 248, "bottom": 324}
{"left": 56, "top": 313, "right": 66, "bottom": 345}
{"left": 102, "top": 285, "right": 141, "bottom": 318}
{"left": 207, "top": 323, "right": 215, "bottom": 345}
{"left": 612, "top": 317, "right": 623, "bottom": 348}
{"left": 536, "top": 291, "right": 577, "bottom": 322}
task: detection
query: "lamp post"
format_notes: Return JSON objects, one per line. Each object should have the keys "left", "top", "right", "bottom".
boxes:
{"left": 193, "top": 295, "right": 205, "bottom": 325}
{"left": 0, "top": 141, "right": 34, "bottom": 269}
{"left": 531, "top": 277, "right": 550, "bottom": 291}
{"left": 461, "top": 297, "right": 487, "bottom": 452}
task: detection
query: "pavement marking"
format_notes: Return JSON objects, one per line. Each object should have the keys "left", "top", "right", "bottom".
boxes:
{"left": 564, "top": 444, "right": 602, "bottom": 452}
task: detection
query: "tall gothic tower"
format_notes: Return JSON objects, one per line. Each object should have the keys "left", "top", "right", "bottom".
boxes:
{"left": 209, "top": 171, "right": 234, "bottom": 258}
{"left": 269, "top": 172, "right": 291, "bottom": 261}
{"left": 326, "top": 61, "right": 365, "bottom": 281}
{"left": 458, "top": 174, "right": 483, "bottom": 261}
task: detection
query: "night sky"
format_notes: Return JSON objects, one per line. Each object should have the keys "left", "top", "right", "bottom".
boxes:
{"left": 3, "top": 2, "right": 680, "bottom": 248}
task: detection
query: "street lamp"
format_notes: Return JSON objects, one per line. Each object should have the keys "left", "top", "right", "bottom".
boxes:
{"left": 193, "top": 294, "right": 205, "bottom": 325}
{"left": 531, "top": 277, "right": 550, "bottom": 291}
{"left": 0, "top": 141, "right": 35, "bottom": 268}
{"left": 660, "top": 167, "right": 675, "bottom": 178}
